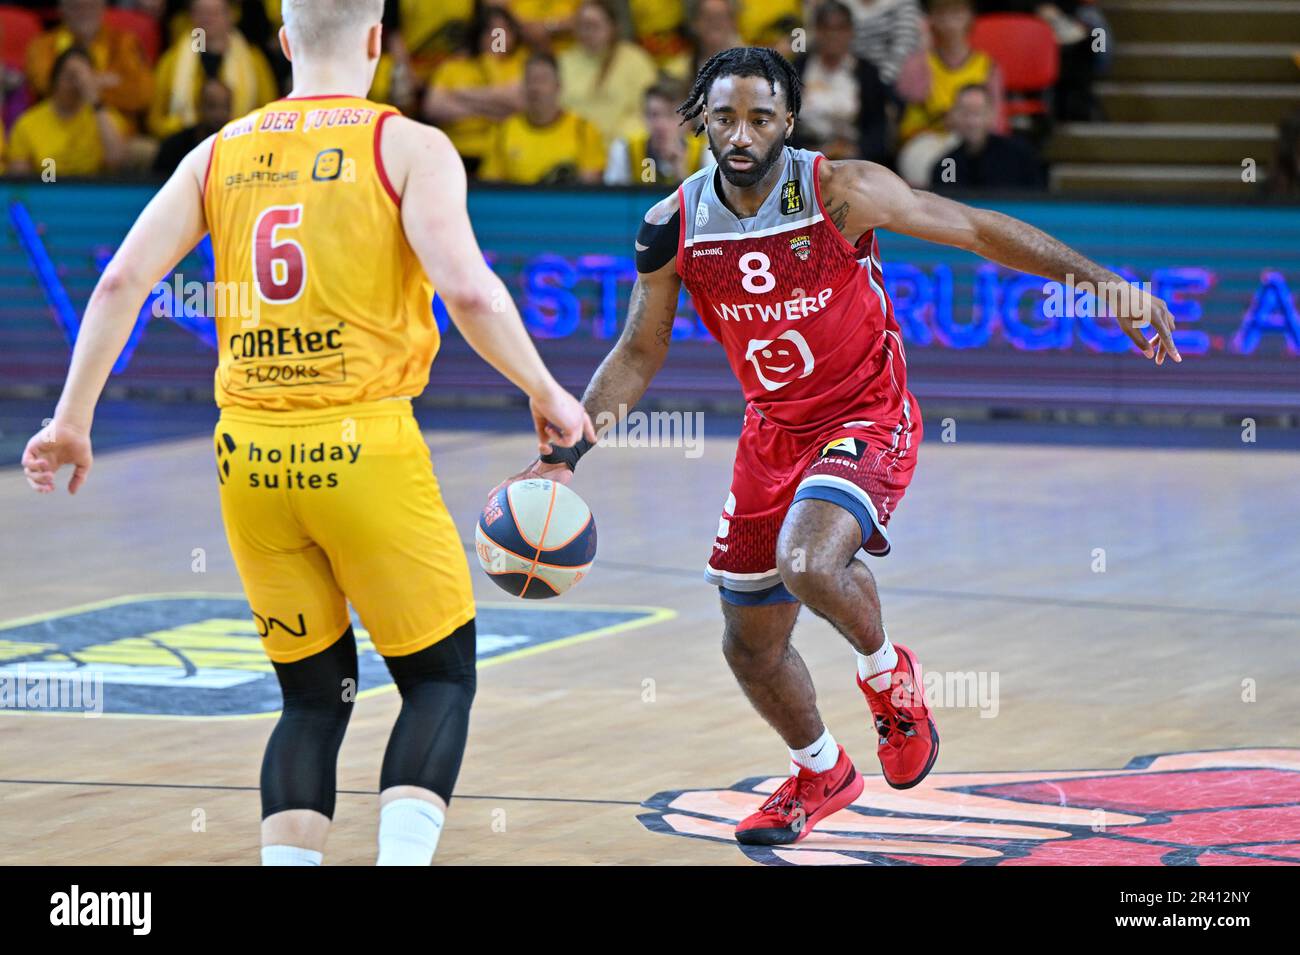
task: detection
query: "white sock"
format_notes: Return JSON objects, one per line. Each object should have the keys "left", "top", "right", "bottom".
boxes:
{"left": 261, "top": 844, "right": 322, "bottom": 866}
{"left": 376, "top": 798, "right": 445, "bottom": 866}
{"left": 857, "top": 630, "right": 898, "bottom": 692}
{"left": 789, "top": 727, "right": 839, "bottom": 774}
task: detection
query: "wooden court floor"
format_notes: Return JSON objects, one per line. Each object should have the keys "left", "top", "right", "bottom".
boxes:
{"left": 2, "top": 421, "right": 1298, "bottom": 865}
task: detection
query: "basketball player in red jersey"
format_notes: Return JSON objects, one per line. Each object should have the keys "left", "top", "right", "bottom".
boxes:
{"left": 513, "top": 48, "right": 1180, "bottom": 846}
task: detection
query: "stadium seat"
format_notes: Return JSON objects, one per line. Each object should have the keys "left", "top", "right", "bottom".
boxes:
{"left": 104, "top": 7, "right": 161, "bottom": 63}
{"left": 0, "top": 6, "right": 42, "bottom": 73}
{"left": 970, "top": 14, "right": 1060, "bottom": 123}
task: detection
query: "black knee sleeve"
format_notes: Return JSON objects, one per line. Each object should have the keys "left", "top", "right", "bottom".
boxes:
{"left": 379, "top": 618, "right": 477, "bottom": 804}
{"left": 260, "top": 628, "right": 357, "bottom": 820}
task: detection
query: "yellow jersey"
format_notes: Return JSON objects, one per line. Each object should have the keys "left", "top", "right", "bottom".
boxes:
{"left": 737, "top": 0, "right": 803, "bottom": 45}
{"left": 628, "top": 0, "right": 687, "bottom": 62}
{"left": 429, "top": 49, "right": 528, "bottom": 160}
{"left": 203, "top": 95, "right": 436, "bottom": 412}
{"left": 478, "top": 110, "right": 604, "bottom": 185}
{"left": 625, "top": 131, "right": 708, "bottom": 186}
{"left": 508, "top": 0, "right": 581, "bottom": 24}
{"left": 900, "top": 51, "right": 995, "bottom": 141}
{"left": 8, "top": 101, "right": 128, "bottom": 176}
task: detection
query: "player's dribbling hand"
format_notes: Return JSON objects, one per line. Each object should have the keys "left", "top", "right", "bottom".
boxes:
{"left": 21, "top": 419, "right": 93, "bottom": 495}
{"left": 1118, "top": 287, "right": 1181, "bottom": 365}
{"left": 530, "top": 386, "right": 596, "bottom": 456}
{"left": 488, "top": 458, "right": 575, "bottom": 504}
{"left": 485, "top": 388, "right": 593, "bottom": 501}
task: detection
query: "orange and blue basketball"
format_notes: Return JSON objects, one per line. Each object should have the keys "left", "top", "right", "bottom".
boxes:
{"left": 475, "top": 479, "right": 597, "bottom": 598}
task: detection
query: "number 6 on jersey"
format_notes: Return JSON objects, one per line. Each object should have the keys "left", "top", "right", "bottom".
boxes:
{"left": 253, "top": 204, "right": 307, "bottom": 304}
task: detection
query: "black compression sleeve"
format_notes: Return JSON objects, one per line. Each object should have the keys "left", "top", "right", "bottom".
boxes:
{"left": 260, "top": 627, "right": 358, "bottom": 819}
{"left": 540, "top": 435, "right": 594, "bottom": 472}
{"left": 379, "top": 619, "right": 477, "bottom": 803}
{"left": 635, "top": 210, "right": 680, "bottom": 273}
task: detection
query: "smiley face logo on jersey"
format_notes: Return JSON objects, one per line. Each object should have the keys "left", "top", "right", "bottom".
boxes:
{"left": 312, "top": 148, "right": 343, "bottom": 181}
{"left": 745, "top": 329, "right": 815, "bottom": 392}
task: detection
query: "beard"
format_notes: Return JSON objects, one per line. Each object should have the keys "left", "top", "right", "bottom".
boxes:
{"left": 709, "top": 132, "right": 786, "bottom": 188}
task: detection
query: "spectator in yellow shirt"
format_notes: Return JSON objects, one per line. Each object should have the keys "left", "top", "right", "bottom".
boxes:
{"left": 737, "top": 0, "right": 804, "bottom": 46}
{"left": 480, "top": 52, "right": 605, "bottom": 185}
{"left": 509, "top": 0, "right": 582, "bottom": 51}
{"left": 559, "top": 0, "right": 658, "bottom": 144}
{"left": 895, "top": 0, "right": 1003, "bottom": 185}
{"left": 384, "top": 0, "right": 474, "bottom": 81}
{"left": 898, "top": 0, "right": 1003, "bottom": 142}
{"left": 664, "top": 0, "right": 742, "bottom": 83}
{"left": 26, "top": 0, "right": 155, "bottom": 128}
{"left": 424, "top": 3, "right": 528, "bottom": 176}
{"left": 148, "top": 0, "right": 278, "bottom": 139}
{"left": 606, "top": 81, "right": 711, "bottom": 186}
{"left": 628, "top": 0, "right": 687, "bottom": 65}
{"left": 402, "top": 0, "right": 474, "bottom": 55}
{"left": 9, "top": 47, "right": 129, "bottom": 177}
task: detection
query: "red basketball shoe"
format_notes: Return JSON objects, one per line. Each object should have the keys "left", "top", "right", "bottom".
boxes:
{"left": 734, "top": 745, "right": 864, "bottom": 845}
{"left": 857, "top": 644, "right": 939, "bottom": 789}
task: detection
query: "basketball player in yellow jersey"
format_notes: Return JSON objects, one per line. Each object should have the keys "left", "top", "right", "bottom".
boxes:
{"left": 21, "top": 0, "right": 594, "bottom": 866}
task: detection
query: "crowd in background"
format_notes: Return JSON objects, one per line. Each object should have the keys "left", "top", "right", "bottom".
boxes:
{"left": 0, "top": 0, "right": 1293, "bottom": 195}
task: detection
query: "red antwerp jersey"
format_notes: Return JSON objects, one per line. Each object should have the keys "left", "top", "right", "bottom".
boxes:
{"left": 677, "top": 147, "right": 916, "bottom": 439}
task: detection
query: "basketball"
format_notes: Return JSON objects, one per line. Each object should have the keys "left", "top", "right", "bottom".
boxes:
{"left": 475, "top": 479, "right": 597, "bottom": 599}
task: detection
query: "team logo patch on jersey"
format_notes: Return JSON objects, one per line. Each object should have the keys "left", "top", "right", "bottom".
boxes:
{"left": 820, "top": 436, "right": 864, "bottom": 460}
{"left": 745, "top": 330, "right": 815, "bottom": 392}
{"left": 695, "top": 202, "right": 710, "bottom": 229}
{"left": 780, "top": 179, "right": 804, "bottom": 215}
{"left": 0, "top": 596, "right": 672, "bottom": 718}
{"left": 639, "top": 749, "right": 1300, "bottom": 865}
{"left": 312, "top": 148, "right": 343, "bottom": 181}
{"left": 789, "top": 234, "right": 812, "bottom": 261}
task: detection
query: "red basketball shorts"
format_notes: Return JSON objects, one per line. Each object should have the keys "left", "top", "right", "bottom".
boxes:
{"left": 704, "top": 402, "right": 922, "bottom": 604}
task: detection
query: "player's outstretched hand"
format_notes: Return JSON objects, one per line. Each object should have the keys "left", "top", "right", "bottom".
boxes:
{"left": 1118, "top": 286, "right": 1181, "bottom": 366}
{"left": 530, "top": 385, "right": 596, "bottom": 456}
{"left": 22, "top": 419, "right": 93, "bottom": 495}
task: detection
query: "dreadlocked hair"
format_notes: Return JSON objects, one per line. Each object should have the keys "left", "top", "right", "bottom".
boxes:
{"left": 677, "top": 47, "right": 803, "bottom": 135}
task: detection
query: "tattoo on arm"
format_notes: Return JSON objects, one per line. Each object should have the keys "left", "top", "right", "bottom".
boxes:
{"left": 580, "top": 276, "right": 674, "bottom": 427}
{"left": 654, "top": 314, "right": 673, "bottom": 348}
{"left": 827, "top": 199, "right": 851, "bottom": 233}
{"left": 625, "top": 279, "right": 655, "bottom": 345}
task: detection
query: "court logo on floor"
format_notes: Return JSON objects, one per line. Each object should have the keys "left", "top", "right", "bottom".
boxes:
{"left": 0, "top": 594, "right": 671, "bottom": 719}
{"left": 639, "top": 749, "right": 1300, "bottom": 865}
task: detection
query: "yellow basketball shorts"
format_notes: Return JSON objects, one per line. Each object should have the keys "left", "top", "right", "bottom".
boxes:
{"left": 213, "top": 398, "right": 476, "bottom": 664}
